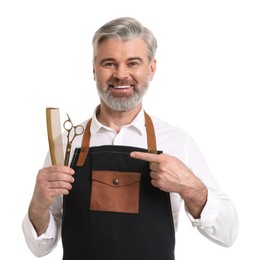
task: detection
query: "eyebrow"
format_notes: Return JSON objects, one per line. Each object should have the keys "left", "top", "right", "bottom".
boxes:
{"left": 100, "top": 58, "right": 116, "bottom": 64}
{"left": 100, "top": 57, "right": 144, "bottom": 64}
{"left": 128, "top": 57, "right": 144, "bottom": 63}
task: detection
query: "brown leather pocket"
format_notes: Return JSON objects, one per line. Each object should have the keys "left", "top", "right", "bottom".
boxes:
{"left": 90, "top": 170, "right": 141, "bottom": 214}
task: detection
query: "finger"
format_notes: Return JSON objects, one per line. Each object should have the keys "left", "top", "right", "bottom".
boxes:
{"left": 47, "top": 173, "right": 75, "bottom": 183}
{"left": 149, "top": 162, "right": 158, "bottom": 171}
{"left": 50, "top": 187, "right": 72, "bottom": 196}
{"left": 38, "top": 167, "right": 75, "bottom": 186}
{"left": 48, "top": 180, "right": 73, "bottom": 190}
{"left": 150, "top": 171, "right": 158, "bottom": 179}
{"left": 151, "top": 178, "right": 157, "bottom": 187}
{"left": 130, "top": 151, "right": 162, "bottom": 163}
{"left": 46, "top": 165, "right": 75, "bottom": 175}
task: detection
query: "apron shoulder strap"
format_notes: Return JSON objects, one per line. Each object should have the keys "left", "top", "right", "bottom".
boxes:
{"left": 76, "top": 118, "right": 92, "bottom": 166}
{"left": 76, "top": 111, "right": 157, "bottom": 166}
{"left": 144, "top": 111, "right": 157, "bottom": 154}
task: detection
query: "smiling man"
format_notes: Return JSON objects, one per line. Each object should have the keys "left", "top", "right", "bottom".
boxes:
{"left": 22, "top": 17, "right": 238, "bottom": 260}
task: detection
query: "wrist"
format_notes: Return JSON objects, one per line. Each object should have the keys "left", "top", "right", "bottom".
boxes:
{"left": 28, "top": 200, "right": 50, "bottom": 236}
{"left": 181, "top": 179, "right": 208, "bottom": 219}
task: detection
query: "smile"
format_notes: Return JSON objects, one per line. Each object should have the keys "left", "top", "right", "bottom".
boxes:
{"left": 112, "top": 85, "right": 131, "bottom": 89}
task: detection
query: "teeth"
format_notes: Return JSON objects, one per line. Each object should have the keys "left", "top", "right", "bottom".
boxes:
{"left": 113, "top": 85, "right": 130, "bottom": 89}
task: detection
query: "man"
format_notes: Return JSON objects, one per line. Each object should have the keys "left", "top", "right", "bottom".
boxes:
{"left": 22, "top": 17, "right": 238, "bottom": 259}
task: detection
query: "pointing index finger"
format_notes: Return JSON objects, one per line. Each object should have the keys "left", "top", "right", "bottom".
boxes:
{"left": 130, "top": 151, "right": 162, "bottom": 163}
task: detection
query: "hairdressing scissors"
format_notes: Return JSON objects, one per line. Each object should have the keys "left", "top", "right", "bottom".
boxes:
{"left": 63, "top": 114, "right": 84, "bottom": 166}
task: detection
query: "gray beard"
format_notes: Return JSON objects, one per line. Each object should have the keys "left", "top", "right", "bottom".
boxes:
{"left": 96, "top": 82, "right": 150, "bottom": 112}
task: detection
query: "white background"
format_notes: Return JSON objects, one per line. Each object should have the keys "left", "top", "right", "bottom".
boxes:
{"left": 0, "top": 0, "right": 259, "bottom": 259}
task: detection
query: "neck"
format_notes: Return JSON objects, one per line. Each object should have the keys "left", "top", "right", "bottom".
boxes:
{"left": 96, "top": 102, "right": 142, "bottom": 132}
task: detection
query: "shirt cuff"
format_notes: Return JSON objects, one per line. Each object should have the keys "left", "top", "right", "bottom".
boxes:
{"left": 185, "top": 190, "right": 221, "bottom": 227}
{"left": 22, "top": 211, "right": 57, "bottom": 241}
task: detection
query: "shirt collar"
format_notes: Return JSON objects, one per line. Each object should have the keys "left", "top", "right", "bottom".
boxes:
{"left": 90, "top": 106, "right": 146, "bottom": 136}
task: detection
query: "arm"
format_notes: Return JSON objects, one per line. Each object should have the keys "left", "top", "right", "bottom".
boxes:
{"left": 22, "top": 166, "right": 74, "bottom": 256}
{"left": 130, "top": 150, "right": 238, "bottom": 246}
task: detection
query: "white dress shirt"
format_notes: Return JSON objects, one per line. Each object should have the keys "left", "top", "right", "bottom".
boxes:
{"left": 22, "top": 108, "right": 239, "bottom": 257}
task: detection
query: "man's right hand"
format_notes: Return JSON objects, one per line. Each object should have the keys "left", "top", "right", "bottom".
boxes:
{"left": 28, "top": 166, "right": 75, "bottom": 236}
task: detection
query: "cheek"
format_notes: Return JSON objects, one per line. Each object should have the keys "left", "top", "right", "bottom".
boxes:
{"left": 134, "top": 69, "right": 151, "bottom": 82}
{"left": 95, "top": 69, "right": 112, "bottom": 83}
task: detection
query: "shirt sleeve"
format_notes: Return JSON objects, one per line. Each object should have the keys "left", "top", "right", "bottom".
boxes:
{"left": 22, "top": 210, "right": 61, "bottom": 257}
{"left": 184, "top": 135, "right": 239, "bottom": 247}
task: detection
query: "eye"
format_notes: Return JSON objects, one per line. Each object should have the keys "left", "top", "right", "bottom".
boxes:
{"left": 103, "top": 62, "right": 116, "bottom": 68}
{"left": 128, "top": 61, "right": 139, "bottom": 67}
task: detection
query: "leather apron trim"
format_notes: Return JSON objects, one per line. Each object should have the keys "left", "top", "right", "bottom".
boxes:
{"left": 76, "top": 111, "right": 156, "bottom": 166}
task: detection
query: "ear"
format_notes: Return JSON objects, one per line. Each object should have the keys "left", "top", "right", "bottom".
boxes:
{"left": 93, "top": 60, "right": 96, "bottom": 81}
{"left": 149, "top": 59, "right": 156, "bottom": 81}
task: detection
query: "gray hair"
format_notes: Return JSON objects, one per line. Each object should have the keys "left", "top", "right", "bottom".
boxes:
{"left": 92, "top": 17, "right": 157, "bottom": 63}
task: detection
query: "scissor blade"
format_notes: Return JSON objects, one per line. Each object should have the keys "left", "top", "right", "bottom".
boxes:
{"left": 46, "top": 107, "right": 64, "bottom": 165}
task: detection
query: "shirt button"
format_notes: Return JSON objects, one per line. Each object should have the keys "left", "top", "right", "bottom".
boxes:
{"left": 113, "top": 179, "right": 119, "bottom": 185}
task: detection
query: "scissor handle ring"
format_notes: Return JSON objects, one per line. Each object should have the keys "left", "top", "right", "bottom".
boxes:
{"left": 63, "top": 119, "right": 73, "bottom": 131}
{"left": 74, "top": 125, "right": 84, "bottom": 135}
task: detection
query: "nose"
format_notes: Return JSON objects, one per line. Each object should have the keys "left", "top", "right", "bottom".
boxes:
{"left": 113, "top": 65, "right": 129, "bottom": 79}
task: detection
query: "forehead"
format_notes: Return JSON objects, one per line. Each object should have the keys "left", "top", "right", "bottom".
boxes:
{"left": 96, "top": 38, "right": 148, "bottom": 61}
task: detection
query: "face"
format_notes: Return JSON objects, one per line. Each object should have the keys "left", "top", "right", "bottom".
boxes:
{"left": 93, "top": 38, "right": 156, "bottom": 112}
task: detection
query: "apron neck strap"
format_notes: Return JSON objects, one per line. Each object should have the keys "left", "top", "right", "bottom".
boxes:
{"left": 144, "top": 111, "right": 157, "bottom": 154}
{"left": 76, "top": 111, "right": 157, "bottom": 166}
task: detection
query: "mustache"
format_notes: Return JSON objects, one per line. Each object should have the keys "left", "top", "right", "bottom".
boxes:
{"left": 107, "top": 79, "right": 137, "bottom": 86}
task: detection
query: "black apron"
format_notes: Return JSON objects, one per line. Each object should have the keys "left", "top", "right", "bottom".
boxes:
{"left": 62, "top": 112, "right": 175, "bottom": 260}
